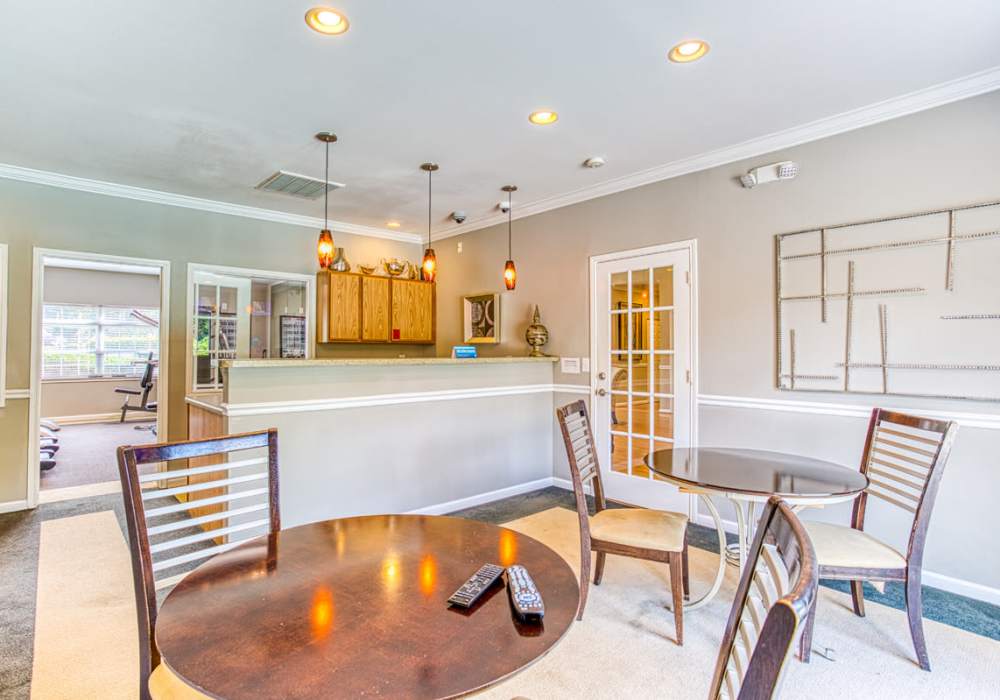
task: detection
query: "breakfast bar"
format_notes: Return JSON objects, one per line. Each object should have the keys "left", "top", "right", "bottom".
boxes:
{"left": 185, "top": 357, "right": 558, "bottom": 527}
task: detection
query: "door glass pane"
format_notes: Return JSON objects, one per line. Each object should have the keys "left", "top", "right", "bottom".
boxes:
{"left": 629, "top": 353, "right": 649, "bottom": 394}
{"left": 630, "top": 310, "right": 649, "bottom": 351}
{"left": 651, "top": 310, "right": 673, "bottom": 352}
{"left": 652, "top": 397, "right": 674, "bottom": 440}
{"left": 652, "top": 354, "right": 673, "bottom": 395}
{"left": 610, "top": 366, "right": 629, "bottom": 392}
{"left": 219, "top": 286, "right": 238, "bottom": 316}
{"left": 631, "top": 269, "right": 649, "bottom": 307}
{"left": 196, "top": 284, "right": 217, "bottom": 314}
{"left": 611, "top": 313, "right": 628, "bottom": 353}
{"left": 610, "top": 394, "right": 628, "bottom": 433}
{"left": 630, "top": 437, "right": 652, "bottom": 478}
{"left": 611, "top": 429, "right": 628, "bottom": 474}
{"left": 652, "top": 266, "right": 673, "bottom": 307}
{"left": 630, "top": 397, "right": 651, "bottom": 438}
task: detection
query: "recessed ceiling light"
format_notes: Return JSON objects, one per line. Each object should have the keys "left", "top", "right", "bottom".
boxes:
{"left": 386, "top": 221, "right": 401, "bottom": 228}
{"left": 668, "top": 39, "right": 709, "bottom": 63}
{"left": 305, "top": 7, "right": 350, "bottom": 35}
{"left": 528, "top": 110, "right": 559, "bottom": 126}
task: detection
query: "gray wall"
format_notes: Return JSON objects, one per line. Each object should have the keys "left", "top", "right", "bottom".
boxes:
{"left": 0, "top": 181, "right": 423, "bottom": 504}
{"left": 436, "top": 91, "right": 1000, "bottom": 593}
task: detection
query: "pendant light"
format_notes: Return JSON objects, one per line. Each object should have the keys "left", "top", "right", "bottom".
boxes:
{"left": 420, "top": 162, "right": 439, "bottom": 282}
{"left": 315, "top": 131, "right": 338, "bottom": 269}
{"left": 502, "top": 185, "right": 518, "bottom": 290}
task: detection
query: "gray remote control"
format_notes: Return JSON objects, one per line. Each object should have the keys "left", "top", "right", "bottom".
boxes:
{"left": 448, "top": 563, "right": 504, "bottom": 608}
{"left": 506, "top": 565, "right": 544, "bottom": 621}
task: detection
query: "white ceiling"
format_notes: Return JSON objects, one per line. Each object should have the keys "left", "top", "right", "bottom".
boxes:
{"left": 2, "top": 1, "right": 999, "bottom": 241}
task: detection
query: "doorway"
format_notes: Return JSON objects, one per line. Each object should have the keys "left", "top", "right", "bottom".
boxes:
{"left": 28, "top": 250, "right": 170, "bottom": 505}
{"left": 590, "top": 241, "right": 697, "bottom": 512}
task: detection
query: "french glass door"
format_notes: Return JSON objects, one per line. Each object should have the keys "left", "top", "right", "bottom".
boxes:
{"left": 192, "top": 272, "right": 251, "bottom": 390}
{"left": 592, "top": 247, "right": 692, "bottom": 511}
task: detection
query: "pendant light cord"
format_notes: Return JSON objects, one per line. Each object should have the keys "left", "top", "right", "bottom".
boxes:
{"left": 427, "top": 168, "right": 432, "bottom": 248}
{"left": 324, "top": 141, "right": 329, "bottom": 231}
{"left": 507, "top": 192, "right": 513, "bottom": 259}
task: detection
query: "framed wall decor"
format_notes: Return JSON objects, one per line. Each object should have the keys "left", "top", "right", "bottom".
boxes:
{"left": 463, "top": 292, "right": 500, "bottom": 344}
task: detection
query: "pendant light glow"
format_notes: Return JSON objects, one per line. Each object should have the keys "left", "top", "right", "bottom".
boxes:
{"left": 668, "top": 39, "right": 709, "bottom": 62}
{"left": 420, "top": 163, "right": 439, "bottom": 282}
{"left": 315, "top": 132, "right": 338, "bottom": 269}
{"left": 305, "top": 7, "right": 350, "bottom": 35}
{"left": 528, "top": 110, "right": 558, "bottom": 125}
{"left": 502, "top": 185, "right": 518, "bottom": 290}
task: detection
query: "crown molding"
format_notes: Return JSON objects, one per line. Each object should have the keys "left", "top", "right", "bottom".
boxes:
{"left": 437, "top": 66, "right": 1000, "bottom": 240}
{"left": 0, "top": 163, "right": 423, "bottom": 244}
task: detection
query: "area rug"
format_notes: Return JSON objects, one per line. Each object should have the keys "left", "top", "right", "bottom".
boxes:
{"left": 476, "top": 507, "right": 1000, "bottom": 699}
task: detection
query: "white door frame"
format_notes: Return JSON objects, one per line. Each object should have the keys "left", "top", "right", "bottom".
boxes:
{"left": 28, "top": 248, "right": 171, "bottom": 508}
{"left": 588, "top": 239, "right": 700, "bottom": 505}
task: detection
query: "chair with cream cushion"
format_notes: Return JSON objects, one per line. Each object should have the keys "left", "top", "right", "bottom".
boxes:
{"left": 799, "top": 409, "right": 958, "bottom": 671}
{"left": 118, "top": 430, "right": 280, "bottom": 700}
{"left": 556, "top": 400, "right": 689, "bottom": 644}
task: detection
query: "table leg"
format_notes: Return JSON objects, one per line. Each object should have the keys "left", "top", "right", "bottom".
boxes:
{"left": 666, "top": 494, "right": 727, "bottom": 611}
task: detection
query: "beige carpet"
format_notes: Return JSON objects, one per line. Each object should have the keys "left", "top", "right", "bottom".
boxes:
{"left": 29, "top": 507, "right": 999, "bottom": 699}
{"left": 475, "top": 508, "right": 1000, "bottom": 699}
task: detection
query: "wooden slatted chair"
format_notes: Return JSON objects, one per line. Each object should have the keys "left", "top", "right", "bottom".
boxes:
{"left": 118, "top": 429, "right": 280, "bottom": 700}
{"left": 556, "top": 400, "right": 689, "bottom": 644}
{"left": 710, "top": 496, "right": 818, "bottom": 700}
{"left": 799, "top": 408, "right": 958, "bottom": 671}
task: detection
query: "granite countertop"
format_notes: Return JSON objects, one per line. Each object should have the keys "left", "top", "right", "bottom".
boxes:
{"left": 221, "top": 356, "right": 558, "bottom": 369}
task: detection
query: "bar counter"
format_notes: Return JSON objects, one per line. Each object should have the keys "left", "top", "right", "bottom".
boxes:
{"left": 185, "top": 356, "right": 559, "bottom": 527}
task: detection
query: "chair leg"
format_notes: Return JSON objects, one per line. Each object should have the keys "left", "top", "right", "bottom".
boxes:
{"left": 593, "top": 551, "right": 606, "bottom": 586}
{"left": 669, "top": 555, "right": 684, "bottom": 646}
{"left": 905, "top": 572, "right": 930, "bottom": 671}
{"left": 120, "top": 402, "right": 128, "bottom": 423}
{"left": 850, "top": 580, "right": 866, "bottom": 617}
{"left": 682, "top": 540, "right": 690, "bottom": 600}
{"left": 799, "top": 589, "right": 818, "bottom": 662}
{"left": 577, "top": 547, "right": 591, "bottom": 621}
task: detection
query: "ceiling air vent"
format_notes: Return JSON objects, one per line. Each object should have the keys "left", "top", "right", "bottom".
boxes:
{"left": 255, "top": 170, "right": 345, "bottom": 200}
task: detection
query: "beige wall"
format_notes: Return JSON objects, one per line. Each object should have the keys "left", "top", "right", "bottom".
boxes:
{"left": 434, "top": 91, "right": 1000, "bottom": 592}
{"left": 43, "top": 267, "right": 160, "bottom": 307}
{"left": 0, "top": 183, "right": 423, "bottom": 504}
{"left": 41, "top": 266, "right": 162, "bottom": 418}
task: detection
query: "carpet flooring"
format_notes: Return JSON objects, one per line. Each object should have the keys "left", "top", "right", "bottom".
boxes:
{"left": 39, "top": 421, "right": 155, "bottom": 490}
{"left": 1, "top": 486, "right": 998, "bottom": 698}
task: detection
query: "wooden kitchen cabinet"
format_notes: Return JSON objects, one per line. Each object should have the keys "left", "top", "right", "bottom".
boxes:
{"left": 362, "top": 276, "right": 390, "bottom": 341}
{"left": 390, "top": 278, "right": 435, "bottom": 343}
{"left": 317, "top": 271, "right": 434, "bottom": 344}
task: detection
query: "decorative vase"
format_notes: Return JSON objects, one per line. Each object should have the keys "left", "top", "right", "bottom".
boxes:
{"left": 381, "top": 258, "right": 408, "bottom": 277}
{"left": 330, "top": 248, "right": 351, "bottom": 272}
{"left": 524, "top": 305, "right": 549, "bottom": 357}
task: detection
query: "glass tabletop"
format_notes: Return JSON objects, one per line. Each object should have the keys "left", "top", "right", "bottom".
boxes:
{"left": 643, "top": 447, "right": 868, "bottom": 499}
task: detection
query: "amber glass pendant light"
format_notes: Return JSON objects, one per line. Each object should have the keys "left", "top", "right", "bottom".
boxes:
{"left": 502, "top": 185, "right": 518, "bottom": 290}
{"left": 420, "top": 163, "right": 439, "bottom": 282}
{"left": 315, "top": 132, "right": 338, "bottom": 269}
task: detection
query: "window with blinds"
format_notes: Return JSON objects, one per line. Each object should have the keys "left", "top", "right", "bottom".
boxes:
{"left": 42, "top": 303, "right": 159, "bottom": 380}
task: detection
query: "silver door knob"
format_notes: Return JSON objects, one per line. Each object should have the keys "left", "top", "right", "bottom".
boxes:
{"left": 597, "top": 371, "right": 607, "bottom": 380}
{"left": 596, "top": 388, "right": 607, "bottom": 396}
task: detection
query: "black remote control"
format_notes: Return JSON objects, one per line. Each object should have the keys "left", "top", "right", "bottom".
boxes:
{"left": 447, "top": 563, "right": 504, "bottom": 608}
{"left": 506, "top": 565, "right": 544, "bottom": 621}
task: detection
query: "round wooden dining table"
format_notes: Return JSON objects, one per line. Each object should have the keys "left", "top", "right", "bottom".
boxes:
{"left": 155, "top": 514, "right": 579, "bottom": 699}
{"left": 644, "top": 447, "right": 869, "bottom": 609}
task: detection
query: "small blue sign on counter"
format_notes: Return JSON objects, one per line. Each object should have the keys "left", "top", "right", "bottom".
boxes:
{"left": 451, "top": 345, "right": 478, "bottom": 359}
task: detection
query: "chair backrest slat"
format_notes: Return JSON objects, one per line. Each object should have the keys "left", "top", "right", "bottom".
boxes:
{"left": 556, "top": 400, "right": 607, "bottom": 531}
{"left": 854, "top": 409, "right": 958, "bottom": 562}
{"left": 118, "top": 428, "right": 280, "bottom": 700}
{"left": 710, "top": 498, "right": 817, "bottom": 700}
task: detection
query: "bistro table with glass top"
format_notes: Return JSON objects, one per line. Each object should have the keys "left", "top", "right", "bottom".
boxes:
{"left": 644, "top": 447, "right": 869, "bottom": 608}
